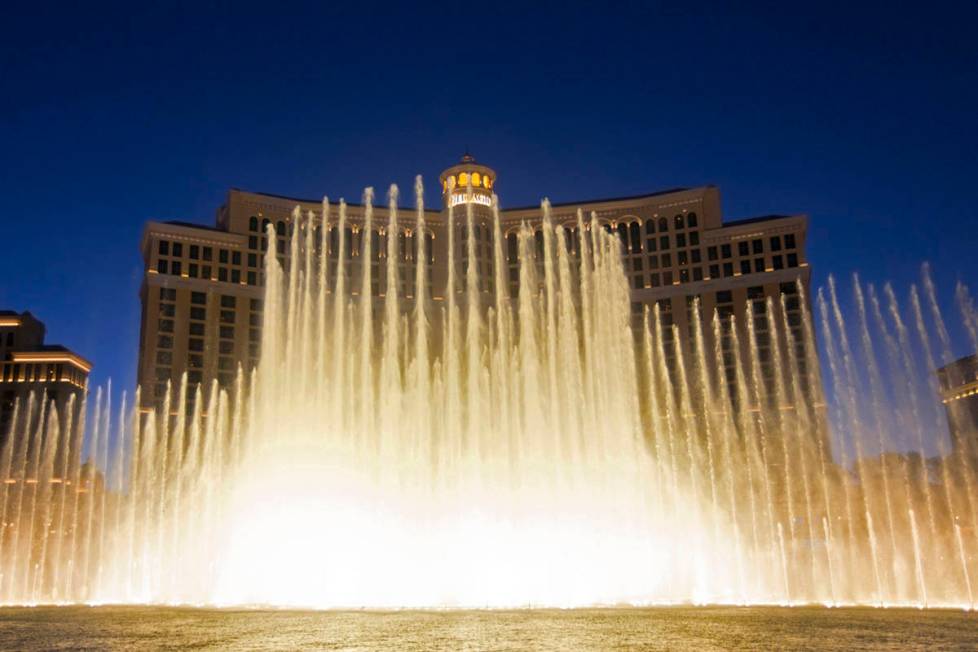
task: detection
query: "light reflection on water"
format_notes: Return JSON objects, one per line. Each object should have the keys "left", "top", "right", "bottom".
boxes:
{"left": 0, "top": 606, "right": 976, "bottom": 651}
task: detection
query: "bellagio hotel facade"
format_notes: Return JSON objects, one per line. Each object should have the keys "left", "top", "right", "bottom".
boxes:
{"left": 137, "top": 155, "right": 810, "bottom": 411}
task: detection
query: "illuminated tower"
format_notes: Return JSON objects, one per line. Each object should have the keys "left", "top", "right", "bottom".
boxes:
{"left": 439, "top": 153, "right": 496, "bottom": 211}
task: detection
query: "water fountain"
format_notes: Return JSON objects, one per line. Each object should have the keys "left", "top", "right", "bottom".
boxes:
{"left": 1, "top": 178, "right": 976, "bottom": 608}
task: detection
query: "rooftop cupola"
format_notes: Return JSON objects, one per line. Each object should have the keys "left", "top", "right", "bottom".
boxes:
{"left": 439, "top": 153, "right": 496, "bottom": 209}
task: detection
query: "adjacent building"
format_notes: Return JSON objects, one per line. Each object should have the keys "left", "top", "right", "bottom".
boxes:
{"left": 137, "top": 155, "right": 811, "bottom": 413}
{"left": 0, "top": 310, "right": 91, "bottom": 446}
{"left": 938, "top": 354, "right": 978, "bottom": 459}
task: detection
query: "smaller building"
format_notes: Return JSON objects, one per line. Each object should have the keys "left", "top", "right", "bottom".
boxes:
{"left": 938, "top": 354, "right": 978, "bottom": 459}
{"left": 0, "top": 311, "right": 91, "bottom": 447}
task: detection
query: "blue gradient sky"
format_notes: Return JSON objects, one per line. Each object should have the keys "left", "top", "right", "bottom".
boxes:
{"left": 2, "top": 1, "right": 977, "bottom": 392}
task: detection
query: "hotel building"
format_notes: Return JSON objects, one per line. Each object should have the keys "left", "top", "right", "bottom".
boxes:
{"left": 137, "top": 155, "right": 811, "bottom": 412}
{"left": 0, "top": 310, "right": 91, "bottom": 447}
{"left": 938, "top": 354, "right": 978, "bottom": 459}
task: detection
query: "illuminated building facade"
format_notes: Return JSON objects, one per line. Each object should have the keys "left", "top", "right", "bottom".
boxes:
{"left": 137, "top": 155, "right": 811, "bottom": 413}
{"left": 0, "top": 310, "right": 91, "bottom": 447}
{"left": 938, "top": 354, "right": 978, "bottom": 459}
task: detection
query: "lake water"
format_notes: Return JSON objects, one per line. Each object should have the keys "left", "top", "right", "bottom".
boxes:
{"left": 0, "top": 606, "right": 975, "bottom": 650}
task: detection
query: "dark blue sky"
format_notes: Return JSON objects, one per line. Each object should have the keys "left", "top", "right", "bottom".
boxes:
{"left": 2, "top": 1, "right": 977, "bottom": 391}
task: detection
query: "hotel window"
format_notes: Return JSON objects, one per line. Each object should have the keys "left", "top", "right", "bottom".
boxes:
{"left": 785, "top": 234, "right": 797, "bottom": 249}
{"left": 674, "top": 214, "right": 684, "bottom": 229}
{"left": 157, "top": 335, "right": 173, "bottom": 349}
{"left": 231, "top": 269, "right": 241, "bottom": 284}
{"left": 249, "top": 313, "right": 261, "bottom": 327}
{"left": 202, "top": 265, "right": 212, "bottom": 279}
{"left": 192, "top": 292, "right": 206, "bottom": 305}
{"left": 232, "top": 251, "right": 241, "bottom": 266}
{"left": 721, "top": 244, "right": 731, "bottom": 259}
{"left": 250, "top": 299, "right": 263, "bottom": 311}
{"left": 693, "top": 267, "right": 703, "bottom": 281}
{"left": 645, "top": 219, "right": 655, "bottom": 235}
{"left": 189, "top": 323, "right": 204, "bottom": 336}
{"left": 248, "top": 271, "right": 257, "bottom": 286}
{"left": 220, "top": 326, "right": 234, "bottom": 339}
{"left": 658, "top": 217, "right": 668, "bottom": 231}
{"left": 219, "top": 341, "right": 234, "bottom": 355}
{"left": 689, "top": 232, "right": 699, "bottom": 246}
{"left": 740, "top": 260, "right": 751, "bottom": 275}
{"left": 172, "top": 261, "right": 182, "bottom": 276}
{"left": 633, "top": 257, "right": 644, "bottom": 272}
{"left": 220, "top": 310, "right": 235, "bottom": 324}
{"left": 218, "top": 357, "right": 234, "bottom": 370}
{"left": 716, "top": 290, "right": 733, "bottom": 304}
{"left": 250, "top": 328, "right": 260, "bottom": 342}
{"left": 190, "top": 245, "right": 199, "bottom": 259}
{"left": 679, "top": 269, "right": 690, "bottom": 283}
{"left": 661, "top": 253, "right": 672, "bottom": 267}
{"left": 709, "top": 264, "right": 719, "bottom": 278}
{"left": 629, "top": 223, "right": 641, "bottom": 252}
{"left": 687, "top": 212, "right": 698, "bottom": 228}
{"left": 738, "top": 241, "right": 749, "bottom": 256}
{"left": 678, "top": 251, "right": 688, "bottom": 265}
{"left": 708, "top": 246, "right": 718, "bottom": 261}
{"left": 189, "top": 264, "right": 198, "bottom": 278}
{"left": 203, "top": 246, "right": 213, "bottom": 261}
{"left": 773, "top": 255, "right": 784, "bottom": 270}
{"left": 188, "top": 371, "right": 202, "bottom": 384}
{"left": 173, "top": 243, "right": 183, "bottom": 257}
{"left": 220, "top": 295, "right": 236, "bottom": 308}
{"left": 249, "top": 216, "right": 259, "bottom": 232}
{"left": 159, "top": 303, "right": 175, "bottom": 317}
{"left": 159, "top": 319, "right": 174, "bottom": 333}
{"left": 754, "top": 258, "right": 764, "bottom": 273}
{"left": 787, "top": 253, "right": 799, "bottom": 267}
{"left": 188, "top": 355, "right": 203, "bottom": 369}
{"left": 752, "top": 239, "right": 763, "bottom": 254}
{"left": 159, "top": 240, "right": 170, "bottom": 256}
{"left": 276, "top": 221, "right": 286, "bottom": 237}
{"left": 219, "top": 249, "right": 229, "bottom": 264}
{"left": 692, "top": 249, "right": 702, "bottom": 263}
{"left": 161, "top": 288, "right": 176, "bottom": 300}
{"left": 748, "top": 286, "right": 764, "bottom": 300}
{"left": 676, "top": 233, "right": 686, "bottom": 248}
{"left": 249, "top": 236, "right": 258, "bottom": 250}
{"left": 188, "top": 338, "right": 204, "bottom": 352}
{"left": 156, "top": 351, "right": 172, "bottom": 365}
{"left": 659, "top": 236, "right": 669, "bottom": 250}
{"left": 157, "top": 260, "right": 168, "bottom": 274}
{"left": 723, "top": 262, "right": 734, "bottom": 277}
{"left": 663, "top": 271, "right": 674, "bottom": 285}
{"left": 650, "top": 273, "right": 660, "bottom": 287}
{"left": 155, "top": 367, "right": 171, "bottom": 381}
{"left": 248, "top": 253, "right": 257, "bottom": 268}
{"left": 633, "top": 275, "right": 643, "bottom": 289}
{"left": 646, "top": 238, "right": 656, "bottom": 252}
{"left": 190, "top": 307, "right": 206, "bottom": 321}
{"left": 770, "top": 236, "right": 782, "bottom": 251}
{"left": 649, "top": 256, "right": 658, "bottom": 269}
{"left": 218, "top": 268, "right": 228, "bottom": 282}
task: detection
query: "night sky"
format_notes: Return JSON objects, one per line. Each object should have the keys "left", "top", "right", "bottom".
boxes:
{"left": 2, "top": 1, "right": 977, "bottom": 392}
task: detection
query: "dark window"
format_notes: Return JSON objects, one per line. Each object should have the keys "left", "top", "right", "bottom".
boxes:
{"left": 250, "top": 328, "right": 261, "bottom": 342}
{"left": 661, "top": 253, "right": 672, "bottom": 267}
{"left": 171, "top": 261, "right": 182, "bottom": 276}
{"left": 773, "top": 255, "right": 784, "bottom": 270}
{"left": 645, "top": 219, "right": 655, "bottom": 235}
{"left": 674, "top": 214, "right": 684, "bottom": 229}
{"left": 780, "top": 282, "right": 799, "bottom": 295}
{"left": 159, "top": 303, "right": 175, "bottom": 317}
{"left": 785, "top": 233, "right": 797, "bottom": 249}
{"left": 679, "top": 269, "right": 689, "bottom": 283}
{"left": 159, "top": 319, "right": 174, "bottom": 333}
{"left": 689, "top": 231, "right": 699, "bottom": 246}
{"left": 249, "top": 313, "right": 261, "bottom": 327}
{"left": 220, "top": 295, "right": 236, "bottom": 308}
{"left": 219, "top": 341, "right": 234, "bottom": 355}
{"left": 247, "top": 271, "right": 257, "bottom": 286}
{"left": 155, "top": 367, "right": 171, "bottom": 381}
{"left": 159, "top": 240, "right": 169, "bottom": 256}
{"left": 649, "top": 255, "right": 658, "bottom": 269}
{"left": 708, "top": 246, "right": 718, "bottom": 261}
{"left": 157, "top": 260, "right": 168, "bottom": 274}
{"left": 172, "top": 243, "right": 183, "bottom": 257}
{"left": 202, "top": 246, "right": 213, "bottom": 261}
{"left": 716, "top": 290, "right": 733, "bottom": 304}
{"left": 202, "top": 265, "right": 212, "bottom": 279}
{"left": 248, "top": 253, "right": 257, "bottom": 268}
{"left": 156, "top": 351, "right": 172, "bottom": 365}
{"left": 190, "top": 322, "right": 204, "bottom": 336}
{"left": 677, "top": 251, "right": 688, "bottom": 265}
{"left": 658, "top": 217, "right": 668, "bottom": 231}
{"left": 188, "top": 355, "right": 203, "bottom": 369}
{"left": 787, "top": 253, "right": 799, "bottom": 267}
{"left": 770, "top": 236, "right": 782, "bottom": 251}
{"left": 650, "top": 273, "right": 660, "bottom": 287}
{"left": 218, "top": 268, "right": 228, "bottom": 282}
{"left": 249, "top": 216, "right": 259, "bottom": 232}
{"left": 687, "top": 212, "right": 698, "bottom": 228}
{"left": 276, "top": 221, "right": 286, "bottom": 237}
{"left": 190, "top": 307, "right": 206, "bottom": 320}
{"left": 693, "top": 267, "right": 703, "bottom": 281}
{"left": 738, "top": 241, "right": 749, "bottom": 256}
{"left": 189, "top": 245, "right": 199, "bottom": 259}
{"left": 232, "top": 251, "right": 241, "bottom": 266}
{"left": 692, "top": 249, "right": 702, "bottom": 263}
{"left": 754, "top": 258, "right": 765, "bottom": 273}
{"left": 752, "top": 239, "right": 763, "bottom": 254}
{"left": 220, "top": 326, "right": 234, "bottom": 339}
{"left": 187, "top": 371, "right": 202, "bottom": 384}
{"left": 662, "top": 271, "right": 673, "bottom": 285}
{"left": 646, "top": 238, "right": 656, "bottom": 252}
{"left": 220, "top": 310, "right": 235, "bottom": 324}
{"left": 748, "top": 286, "right": 764, "bottom": 299}
{"left": 192, "top": 291, "right": 206, "bottom": 305}
{"left": 723, "top": 262, "right": 734, "bottom": 277}
{"left": 231, "top": 269, "right": 241, "bottom": 284}
{"left": 160, "top": 288, "right": 177, "bottom": 301}
{"left": 721, "top": 244, "right": 732, "bottom": 259}
{"left": 188, "top": 338, "right": 204, "bottom": 352}
{"left": 629, "top": 222, "right": 641, "bottom": 253}
{"left": 188, "top": 263, "right": 198, "bottom": 278}
{"left": 740, "top": 260, "right": 751, "bottom": 274}
{"left": 676, "top": 233, "right": 686, "bottom": 248}
{"left": 219, "top": 249, "right": 229, "bottom": 264}
{"left": 709, "top": 264, "right": 720, "bottom": 278}
{"left": 157, "top": 335, "right": 173, "bottom": 349}
{"left": 250, "top": 299, "right": 263, "bottom": 311}
{"left": 249, "top": 236, "right": 258, "bottom": 250}
{"left": 659, "top": 236, "right": 669, "bottom": 250}
{"left": 219, "top": 357, "right": 234, "bottom": 370}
